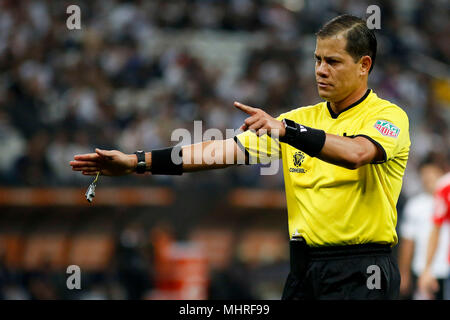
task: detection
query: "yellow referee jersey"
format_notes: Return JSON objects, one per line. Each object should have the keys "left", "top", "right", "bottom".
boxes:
{"left": 234, "top": 89, "right": 410, "bottom": 247}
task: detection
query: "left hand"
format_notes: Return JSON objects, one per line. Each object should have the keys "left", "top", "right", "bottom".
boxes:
{"left": 234, "top": 101, "right": 286, "bottom": 137}
{"left": 418, "top": 268, "right": 439, "bottom": 299}
{"left": 70, "top": 148, "right": 137, "bottom": 176}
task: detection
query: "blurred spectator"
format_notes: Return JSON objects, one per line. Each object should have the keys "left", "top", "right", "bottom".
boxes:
{"left": 418, "top": 156, "right": 450, "bottom": 299}
{"left": 0, "top": 111, "right": 25, "bottom": 182}
{"left": 0, "top": 253, "right": 29, "bottom": 300}
{"left": 12, "top": 130, "right": 52, "bottom": 186}
{"left": 25, "top": 259, "right": 60, "bottom": 300}
{"left": 208, "top": 264, "right": 256, "bottom": 300}
{"left": 398, "top": 153, "right": 449, "bottom": 299}
{"left": 115, "top": 223, "right": 153, "bottom": 300}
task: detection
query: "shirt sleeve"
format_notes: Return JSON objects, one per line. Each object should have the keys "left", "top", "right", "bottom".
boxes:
{"left": 432, "top": 186, "right": 450, "bottom": 226}
{"left": 233, "top": 114, "right": 283, "bottom": 164}
{"left": 354, "top": 106, "right": 410, "bottom": 163}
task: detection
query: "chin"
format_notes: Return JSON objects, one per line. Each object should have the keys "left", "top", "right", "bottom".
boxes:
{"left": 317, "top": 88, "right": 333, "bottom": 101}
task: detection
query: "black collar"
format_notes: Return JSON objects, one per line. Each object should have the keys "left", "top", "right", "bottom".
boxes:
{"left": 326, "top": 89, "right": 371, "bottom": 119}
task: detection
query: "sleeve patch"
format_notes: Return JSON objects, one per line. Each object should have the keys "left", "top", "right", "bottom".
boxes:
{"left": 374, "top": 120, "right": 400, "bottom": 138}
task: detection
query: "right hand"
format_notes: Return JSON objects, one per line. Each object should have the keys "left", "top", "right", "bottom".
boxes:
{"left": 234, "top": 101, "right": 286, "bottom": 137}
{"left": 70, "top": 148, "right": 137, "bottom": 176}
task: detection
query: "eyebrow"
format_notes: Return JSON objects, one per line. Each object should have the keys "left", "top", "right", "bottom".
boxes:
{"left": 314, "top": 54, "right": 342, "bottom": 60}
{"left": 314, "top": 53, "right": 341, "bottom": 60}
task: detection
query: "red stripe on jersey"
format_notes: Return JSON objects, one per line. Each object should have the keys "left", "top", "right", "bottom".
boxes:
{"left": 432, "top": 173, "right": 450, "bottom": 226}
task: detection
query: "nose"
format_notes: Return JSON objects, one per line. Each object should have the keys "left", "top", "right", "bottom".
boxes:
{"left": 316, "top": 61, "right": 329, "bottom": 78}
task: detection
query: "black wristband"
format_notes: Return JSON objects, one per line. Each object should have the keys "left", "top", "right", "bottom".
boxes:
{"left": 150, "top": 146, "right": 183, "bottom": 175}
{"left": 279, "top": 119, "right": 326, "bottom": 157}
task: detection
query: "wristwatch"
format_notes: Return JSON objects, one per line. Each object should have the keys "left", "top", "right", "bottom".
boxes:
{"left": 280, "top": 118, "right": 298, "bottom": 143}
{"left": 134, "top": 150, "right": 146, "bottom": 174}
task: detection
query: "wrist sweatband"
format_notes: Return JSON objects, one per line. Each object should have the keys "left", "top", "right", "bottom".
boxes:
{"left": 150, "top": 146, "right": 183, "bottom": 175}
{"left": 279, "top": 121, "right": 326, "bottom": 157}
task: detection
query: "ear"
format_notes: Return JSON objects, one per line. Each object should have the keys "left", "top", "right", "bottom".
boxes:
{"left": 359, "top": 56, "right": 372, "bottom": 76}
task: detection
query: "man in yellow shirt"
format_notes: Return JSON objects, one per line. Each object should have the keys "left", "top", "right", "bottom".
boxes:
{"left": 70, "top": 15, "right": 410, "bottom": 299}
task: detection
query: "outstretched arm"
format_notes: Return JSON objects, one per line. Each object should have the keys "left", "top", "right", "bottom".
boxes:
{"left": 70, "top": 138, "right": 247, "bottom": 176}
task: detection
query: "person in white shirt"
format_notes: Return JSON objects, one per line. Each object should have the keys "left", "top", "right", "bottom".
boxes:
{"left": 398, "top": 155, "right": 449, "bottom": 299}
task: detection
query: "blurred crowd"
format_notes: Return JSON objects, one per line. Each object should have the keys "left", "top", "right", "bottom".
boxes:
{"left": 0, "top": 0, "right": 449, "bottom": 190}
{"left": 0, "top": 0, "right": 449, "bottom": 300}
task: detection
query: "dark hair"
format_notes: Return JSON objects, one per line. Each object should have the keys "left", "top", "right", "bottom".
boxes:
{"left": 316, "top": 14, "right": 377, "bottom": 73}
{"left": 418, "top": 151, "right": 449, "bottom": 172}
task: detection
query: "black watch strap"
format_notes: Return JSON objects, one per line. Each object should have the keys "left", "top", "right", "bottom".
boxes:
{"left": 134, "top": 150, "right": 146, "bottom": 174}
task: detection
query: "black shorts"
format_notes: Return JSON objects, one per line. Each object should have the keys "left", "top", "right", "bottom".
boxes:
{"left": 282, "top": 241, "right": 400, "bottom": 300}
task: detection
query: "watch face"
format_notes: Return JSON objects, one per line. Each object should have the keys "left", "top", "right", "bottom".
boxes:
{"left": 135, "top": 151, "right": 145, "bottom": 161}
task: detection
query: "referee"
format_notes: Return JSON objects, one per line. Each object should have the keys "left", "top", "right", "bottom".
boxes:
{"left": 70, "top": 15, "right": 410, "bottom": 300}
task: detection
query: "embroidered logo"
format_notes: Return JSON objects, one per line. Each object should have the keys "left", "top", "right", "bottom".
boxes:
{"left": 290, "top": 152, "right": 306, "bottom": 173}
{"left": 293, "top": 152, "right": 305, "bottom": 167}
{"left": 374, "top": 120, "right": 400, "bottom": 138}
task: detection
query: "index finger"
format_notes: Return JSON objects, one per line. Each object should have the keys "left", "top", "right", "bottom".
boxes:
{"left": 73, "top": 153, "right": 100, "bottom": 161}
{"left": 234, "top": 101, "right": 257, "bottom": 115}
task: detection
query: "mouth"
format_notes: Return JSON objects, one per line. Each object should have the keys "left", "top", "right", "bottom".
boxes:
{"left": 317, "top": 81, "right": 332, "bottom": 88}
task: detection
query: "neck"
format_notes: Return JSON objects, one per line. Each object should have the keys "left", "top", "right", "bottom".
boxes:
{"left": 329, "top": 84, "right": 368, "bottom": 114}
